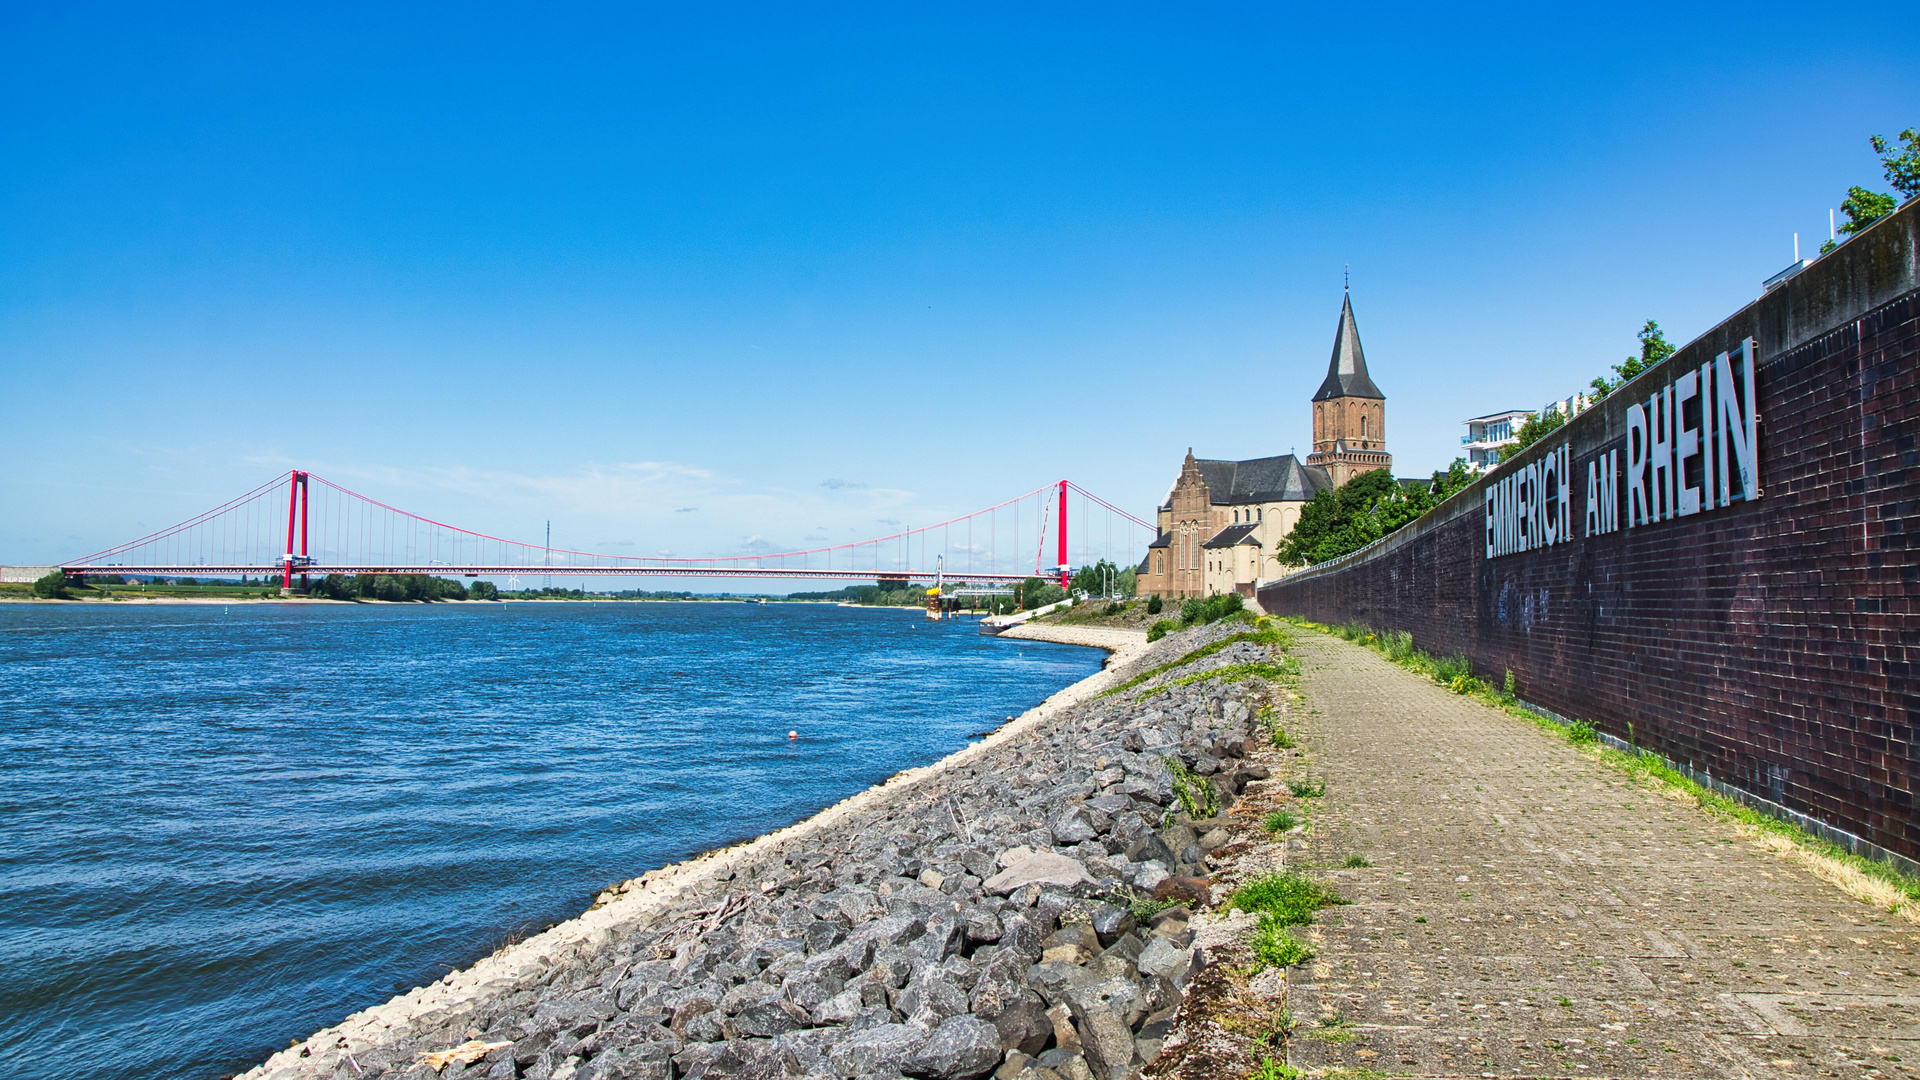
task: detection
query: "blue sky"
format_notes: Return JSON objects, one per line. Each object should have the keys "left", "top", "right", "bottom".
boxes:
{"left": 4, "top": 4, "right": 1916, "bottom": 573}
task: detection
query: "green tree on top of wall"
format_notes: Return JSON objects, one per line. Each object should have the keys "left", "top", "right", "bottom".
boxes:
{"left": 1820, "top": 129, "right": 1917, "bottom": 254}
{"left": 1589, "top": 320, "right": 1674, "bottom": 400}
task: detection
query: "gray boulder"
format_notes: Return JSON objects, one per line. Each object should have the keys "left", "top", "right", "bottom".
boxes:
{"left": 904, "top": 1015, "right": 1003, "bottom": 1080}
{"left": 828, "top": 1024, "right": 930, "bottom": 1077}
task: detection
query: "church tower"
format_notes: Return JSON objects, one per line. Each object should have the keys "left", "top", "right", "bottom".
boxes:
{"left": 1306, "top": 292, "right": 1392, "bottom": 486}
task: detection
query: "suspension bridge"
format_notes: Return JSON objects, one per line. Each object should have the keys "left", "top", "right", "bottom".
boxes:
{"left": 57, "top": 470, "right": 1157, "bottom": 592}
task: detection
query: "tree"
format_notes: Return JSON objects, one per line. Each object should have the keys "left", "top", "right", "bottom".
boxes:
{"left": 1503, "top": 408, "right": 1568, "bottom": 459}
{"left": 1069, "top": 559, "right": 1122, "bottom": 597}
{"left": 1821, "top": 185, "right": 1898, "bottom": 254}
{"left": 1429, "top": 458, "right": 1473, "bottom": 503}
{"left": 1871, "top": 128, "right": 1920, "bottom": 200}
{"left": 1590, "top": 320, "right": 1673, "bottom": 399}
{"left": 469, "top": 580, "right": 500, "bottom": 601}
{"left": 32, "top": 569, "right": 69, "bottom": 599}
{"left": 1277, "top": 470, "right": 1408, "bottom": 566}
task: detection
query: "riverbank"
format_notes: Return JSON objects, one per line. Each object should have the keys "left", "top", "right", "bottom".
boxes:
{"left": 235, "top": 618, "right": 1290, "bottom": 1080}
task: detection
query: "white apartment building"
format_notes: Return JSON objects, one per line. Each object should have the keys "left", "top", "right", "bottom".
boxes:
{"left": 1460, "top": 394, "right": 1594, "bottom": 473}
{"left": 1460, "top": 409, "right": 1531, "bottom": 472}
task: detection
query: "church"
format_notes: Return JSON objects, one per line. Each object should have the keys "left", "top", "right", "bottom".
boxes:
{"left": 1135, "top": 292, "right": 1391, "bottom": 599}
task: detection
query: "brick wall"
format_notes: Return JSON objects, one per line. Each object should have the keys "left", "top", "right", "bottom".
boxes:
{"left": 1260, "top": 199, "right": 1920, "bottom": 863}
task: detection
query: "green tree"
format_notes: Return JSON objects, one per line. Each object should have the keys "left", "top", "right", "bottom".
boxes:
{"left": 1823, "top": 186, "right": 1898, "bottom": 253}
{"left": 1590, "top": 320, "right": 1673, "bottom": 399}
{"left": 1503, "top": 408, "right": 1568, "bottom": 459}
{"left": 469, "top": 580, "right": 500, "bottom": 601}
{"left": 1871, "top": 128, "right": 1920, "bottom": 200}
{"left": 1429, "top": 458, "right": 1473, "bottom": 503}
{"left": 1277, "top": 470, "right": 1406, "bottom": 566}
{"left": 32, "top": 569, "right": 69, "bottom": 599}
{"left": 1069, "top": 559, "right": 1123, "bottom": 597}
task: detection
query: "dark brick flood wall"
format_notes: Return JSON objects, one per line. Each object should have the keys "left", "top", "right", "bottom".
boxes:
{"left": 1259, "top": 200, "right": 1920, "bottom": 864}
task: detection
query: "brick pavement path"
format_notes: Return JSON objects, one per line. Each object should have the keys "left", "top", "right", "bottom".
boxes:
{"left": 1282, "top": 631, "right": 1920, "bottom": 1080}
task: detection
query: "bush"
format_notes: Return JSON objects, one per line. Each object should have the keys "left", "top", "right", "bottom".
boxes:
{"left": 1178, "top": 592, "right": 1244, "bottom": 628}
{"left": 1569, "top": 720, "right": 1598, "bottom": 744}
{"left": 468, "top": 580, "right": 500, "bottom": 601}
{"left": 1146, "top": 619, "right": 1178, "bottom": 642}
{"left": 1146, "top": 594, "right": 1163, "bottom": 615}
{"left": 1263, "top": 810, "right": 1297, "bottom": 834}
{"left": 32, "top": 570, "right": 69, "bottom": 599}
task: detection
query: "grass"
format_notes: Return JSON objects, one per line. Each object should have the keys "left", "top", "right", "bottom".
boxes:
{"left": 1129, "top": 896, "right": 1181, "bottom": 923}
{"left": 1137, "top": 661, "right": 1292, "bottom": 700}
{"left": 1286, "top": 778, "right": 1325, "bottom": 798}
{"left": 1102, "top": 628, "right": 1290, "bottom": 696}
{"left": 1307, "top": 1014, "right": 1357, "bottom": 1044}
{"left": 1291, "top": 616, "right": 1920, "bottom": 919}
{"left": 1263, "top": 810, "right": 1297, "bottom": 834}
{"left": 1250, "top": 921, "right": 1315, "bottom": 970}
{"left": 1342, "top": 855, "right": 1371, "bottom": 868}
{"left": 1164, "top": 755, "right": 1221, "bottom": 820}
{"left": 1228, "top": 871, "right": 1348, "bottom": 972}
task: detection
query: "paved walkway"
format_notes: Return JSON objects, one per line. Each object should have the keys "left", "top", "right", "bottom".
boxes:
{"left": 1284, "top": 631, "right": 1919, "bottom": 1080}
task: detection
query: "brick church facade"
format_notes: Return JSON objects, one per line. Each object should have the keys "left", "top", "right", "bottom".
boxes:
{"left": 1136, "top": 293, "right": 1392, "bottom": 599}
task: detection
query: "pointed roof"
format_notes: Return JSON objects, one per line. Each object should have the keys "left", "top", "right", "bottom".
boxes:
{"left": 1312, "top": 292, "right": 1384, "bottom": 401}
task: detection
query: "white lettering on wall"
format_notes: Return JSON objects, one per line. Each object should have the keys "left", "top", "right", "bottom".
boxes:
{"left": 1494, "top": 336, "right": 1759, "bottom": 559}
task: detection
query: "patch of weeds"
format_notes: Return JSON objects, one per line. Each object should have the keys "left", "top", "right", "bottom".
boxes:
{"left": 1246, "top": 1057, "right": 1301, "bottom": 1080}
{"left": 1256, "top": 704, "right": 1298, "bottom": 749}
{"left": 1342, "top": 855, "right": 1371, "bottom": 868}
{"left": 1413, "top": 915, "right": 1427, "bottom": 923}
{"left": 1556, "top": 996, "right": 1573, "bottom": 1007}
{"left": 1146, "top": 618, "right": 1178, "bottom": 643}
{"left": 1250, "top": 920, "right": 1314, "bottom": 970}
{"left": 1164, "top": 755, "right": 1221, "bottom": 819}
{"left": 1226, "top": 871, "right": 1348, "bottom": 922}
{"left": 1287, "top": 778, "right": 1325, "bottom": 798}
{"left": 1130, "top": 896, "right": 1180, "bottom": 923}
{"left": 1308, "top": 1013, "right": 1357, "bottom": 1044}
{"left": 1321, "top": 1070, "right": 1391, "bottom": 1080}
{"left": 1263, "top": 810, "right": 1297, "bottom": 834}
{"left": 1228, "top": 871, "right": 1347, "bottom": 974}
{"left": 1568, "top": 720, "right": 1598, "bottom": 744}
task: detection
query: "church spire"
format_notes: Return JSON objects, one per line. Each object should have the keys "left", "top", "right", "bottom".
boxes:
{"left": 1311, "top": 292, "right": 1384, "bottom": 402}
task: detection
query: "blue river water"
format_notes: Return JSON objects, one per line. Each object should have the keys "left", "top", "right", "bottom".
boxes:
{"left": 0, "top": 601, "right": 1102, "bottom": 1080}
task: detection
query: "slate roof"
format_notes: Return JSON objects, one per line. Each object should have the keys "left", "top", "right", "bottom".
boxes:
{"left": 1202, "top": 523, "right": 1262, "bottom": 548}
{"left": 1146, "top": 531, "right": 1172, "bottom": 549}
{"left": 1312, "top": 293, "right": 1385, "bottom": 402}
{"left": 1186, "top": 454, "right": 1333, "bottom": 506}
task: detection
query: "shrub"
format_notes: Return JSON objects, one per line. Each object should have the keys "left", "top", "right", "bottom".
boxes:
{"left": 32, "top": 570, "right": 69, "bottom": 599}
{"left": 1287, "top": 777, "right": 1325, "bottom": 798}
{"left": 1569, "top": 720, "right": 1598, "bottom": 744}
{"left": 1342, "top": 855, "right": 1371, "bottom": 868}
{"left": 1146, "top": 619, "right": 1178, "bottom": 643}
{"left": 1146, "top": 594, "right": 1163, "bottom": 614}
{"left": 1263, "top": 810, "right": 1297, "bottom": 834}
{"left": 1179, "top": 592, "right": 1245, "bottom": 627}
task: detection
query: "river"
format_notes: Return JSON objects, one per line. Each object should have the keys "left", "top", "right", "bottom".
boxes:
{"left": 0, "top": 601, "right": 1102, "bottom": 1080}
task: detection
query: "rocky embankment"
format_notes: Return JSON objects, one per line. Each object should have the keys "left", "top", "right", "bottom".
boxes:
{"left": 242, "top": 621, "right": 1286, "bottom": 1080}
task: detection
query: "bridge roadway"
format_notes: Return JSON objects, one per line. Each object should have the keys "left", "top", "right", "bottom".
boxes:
{"left": 1281, "top": 629, "right": 1917, "bottom": 1078}
{"left": 59, "top": 565, "right": 1033, "bottom": 582}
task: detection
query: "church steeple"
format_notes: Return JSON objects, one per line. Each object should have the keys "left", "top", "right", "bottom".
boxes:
{"left": 1306, "top": 291, "right": 1391, "bottom": 485}
{"left": 1312, "top": 293, "right": 1384, "bottom": 402}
